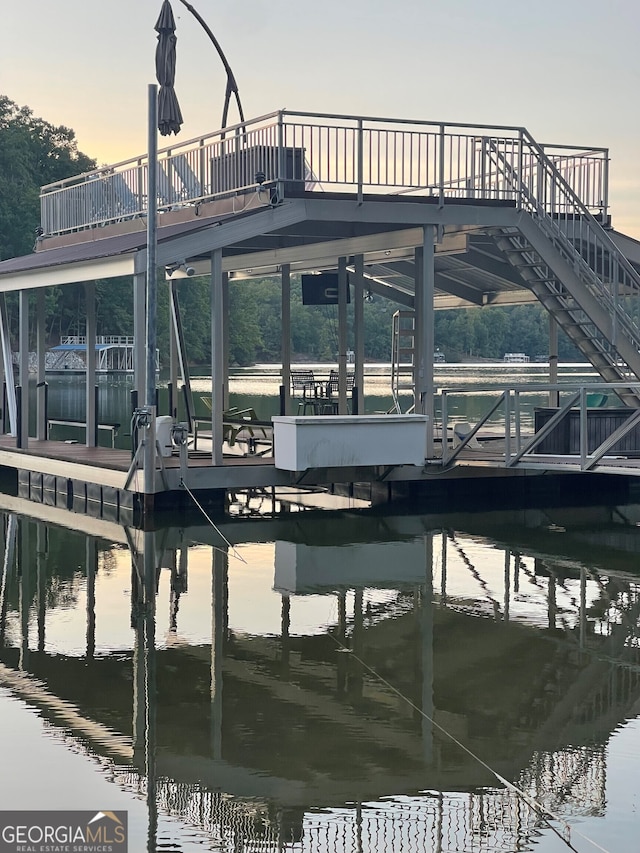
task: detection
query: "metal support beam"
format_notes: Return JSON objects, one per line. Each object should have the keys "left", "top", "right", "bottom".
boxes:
{"left": 169, "top": 288, "right": 179, "bottom": 419}
{"left": 211, "top": 249, "right": 224, "bottom": 465}
{"left": 353, "top": 255, "right": 365, "bottom": 414}
{"left": 0, "top": 297, "right": 16, "bottom": 437}
{"left": 281, "top": 264, "right": 291, "bottom": 414}
{"left": 133, "top": 272, "right": 146, "bottom": 403}
{"left": 85, "top": 282, "right": 97, "bottom": 447}
{"left": 338, "top": 256, "right": 348, "bottom": 414}
{"left": 549, "top": 314, "right": 559, "bottom": 407}
{"left": 419, "top": 227, "right": 436, "bottom": 457}
{"left": 222, "top": 272, "right": 230, "bottom": 412}
{"left": 18, "top": 290, "right": 29, "bottom": 449}
{"left": 36, "top": 290, "right": 46, "bottom": 441}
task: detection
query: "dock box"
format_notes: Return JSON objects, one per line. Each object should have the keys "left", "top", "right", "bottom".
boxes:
{"left": 272, "top": 414, "right": 428, "bottom": 471}
{"left": 534, "top": 407, "right": 640, "bottom": 454}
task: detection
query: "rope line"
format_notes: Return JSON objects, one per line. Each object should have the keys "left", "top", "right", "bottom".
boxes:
{"left": 326, "top": 618, "right": 611, "bottom": 853}
{"left": 179, "top": 480, "right": 246, "bottom": 564}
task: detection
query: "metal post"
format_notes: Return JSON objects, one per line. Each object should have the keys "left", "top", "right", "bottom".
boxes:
{"left": 281, "top": 264, "right": 291, "bottom": 414}
{"left": 222, "top": 271, "right": 230, "bottom": 412}
{"left": 169, "top": 290, "right": 179, "bottom": 418}
{"left": 145, "top": 84, "right": 159, "bottom": 511}
{"left": 211, "top": 249, "right": 224, "bottom": 465}
{"left": 133, "top": 272, "right": 146, "bottom": 402}
{"left": 353, "top": 255, "right": 365, "bottom": 414}
{"left": 549, "top": 315, "right": 559, "bottom": 407}
{"left": 422, "top": 226, "right": 435, "bottom": 457}
{"left": 19, "top": 290, "right": 29, "bottom": 449}
{"left": 338, "top": 257, "right": 348, "bottom": 414}
{"left": 0, "top": 296, "right": 17, "bottom": 436}
{"left": 36, "top": 290, "right": 46, "bottom": 441}
{"left": 85, "top": 282, "right": 97, "bottom": 447}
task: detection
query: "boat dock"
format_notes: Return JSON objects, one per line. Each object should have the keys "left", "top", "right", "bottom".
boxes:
{"left": 0, "top": 109, "right": 640, "bottom": 519}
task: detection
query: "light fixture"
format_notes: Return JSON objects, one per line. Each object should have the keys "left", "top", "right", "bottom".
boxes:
{"left": 165, "top": 262, "right": 196, "bottom": 280}
{"left": 364, "top": 289, "right": 375, "bottom": 303}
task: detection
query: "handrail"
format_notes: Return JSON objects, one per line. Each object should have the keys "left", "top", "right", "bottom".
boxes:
{"left": 39, "top": 110, "right": 609, "bottom": 237}
{"left": 438, "top": 382, "right": 640, "bottom": 472}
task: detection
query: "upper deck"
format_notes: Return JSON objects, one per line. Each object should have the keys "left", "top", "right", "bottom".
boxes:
{"left": 39, "top": 109, "right": 609, "bottom": 241}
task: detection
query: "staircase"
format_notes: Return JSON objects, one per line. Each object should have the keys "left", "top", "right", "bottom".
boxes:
{"left": 390, "top": 310, "right": 416, "bottom": 413}
{"left": 487, "top": 136, "right": 640, "bottom": 407}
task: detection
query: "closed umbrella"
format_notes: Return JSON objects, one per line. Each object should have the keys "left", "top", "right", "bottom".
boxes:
{"left": 155, "top": 0, "right": 183, "bottom": 135}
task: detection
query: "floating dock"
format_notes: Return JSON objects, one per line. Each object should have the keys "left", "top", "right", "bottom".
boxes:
{"left": 0, "top": 110, "right": 639, "bottom": 518}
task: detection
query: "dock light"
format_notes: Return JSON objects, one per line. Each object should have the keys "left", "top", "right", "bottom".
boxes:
{"left": 165, "top": 262, "right": 196, "bottom": 279}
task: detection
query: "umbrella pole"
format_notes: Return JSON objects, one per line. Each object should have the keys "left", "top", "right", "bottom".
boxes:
{"left": 144, "top": 83, "right": 159, "bottom": 513}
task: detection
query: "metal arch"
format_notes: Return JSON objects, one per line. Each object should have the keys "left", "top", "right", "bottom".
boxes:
{"left": 176, "top": 0, "right": 245, "bottom": 131}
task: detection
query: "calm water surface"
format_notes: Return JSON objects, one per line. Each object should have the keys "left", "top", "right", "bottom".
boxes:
{"left": 1, "top": 493, "right": 639, "bottom": 852}
{"left": 6, "top": 364, "right": 638, "bottom": 852}
{"left": 35, "top": 361, "right": 603, "bottom": 449}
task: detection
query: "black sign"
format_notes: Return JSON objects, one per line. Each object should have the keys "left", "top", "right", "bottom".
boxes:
{"left": 301, "top": 273, "right": 350, "bottom": 305}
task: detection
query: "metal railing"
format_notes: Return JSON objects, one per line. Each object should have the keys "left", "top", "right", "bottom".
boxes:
{"left": 485, "top": 135, "right": 640, "bottom": 366}
{"left": 40, "top": 110, "right": 609, "bottom": 236}
{"left": 439, "top": 381, "right": 640, "bottom": 472}
{"left": 60, "top": 335, "right": 135, "bottom": 345}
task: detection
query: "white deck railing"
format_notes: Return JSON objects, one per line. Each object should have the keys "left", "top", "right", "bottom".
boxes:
{"left": 39, "top": 110, "right": 609, "bottom": 237}
{"left": 439, "top": 382, "right": 640, "bottom": 472}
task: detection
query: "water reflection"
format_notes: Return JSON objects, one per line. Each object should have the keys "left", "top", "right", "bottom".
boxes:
{"left": 0, "top": 500, "right": 639, "bottom": 851}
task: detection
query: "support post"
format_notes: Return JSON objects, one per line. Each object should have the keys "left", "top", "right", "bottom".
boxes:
{"left": 338, "top": 256, "right": 348, "bottom": 414}
{"left": 353, "top": 255, "right": 365, "bottom": 414}
{"left": 211, "top": 249, "right": 224, "bottom": 465}
{"left": 281, "top": 264, "right": 291, "bottom": 415}
{"left": 18, "top": 290, "right": 29, "bottom": 449}
{"left": 169, "top": 289, "right": 179, "bottom": 419}
{"left": 85, "top": 282, "right": 97, "bottom": 447}
{"left": 549, "top": 314, "right": 559, "bottom": 407}
{"left": 416, "top": 227, "right": 436, "bottom": 457}
{"left": 36, "top": 290, "right": 46, "bottom": 441}
{"left": 133, "top": 272, "right": 146, "bottom": 403}
{"left": 222, "top": 271, "right": 230, "bottom": 412}
{"left": 144, "top": 84, "right": 158, "bottom": 512}
{"left": 0, "top": 296, "right": 16, "bottom": 436}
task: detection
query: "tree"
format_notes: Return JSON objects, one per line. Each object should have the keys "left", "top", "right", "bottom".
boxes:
{"left": 0, "top": 96, "right": 95, "bottom": 261}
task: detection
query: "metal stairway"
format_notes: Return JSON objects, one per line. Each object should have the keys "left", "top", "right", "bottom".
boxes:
{"left": 390, "top": 310, "right": 416, "bottom": 413}
{"left": 486, "top": 136, "right": 640, "bottom": 406}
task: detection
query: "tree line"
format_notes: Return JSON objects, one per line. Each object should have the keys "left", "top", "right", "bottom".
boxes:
{"left": 0, "top": 95, "right": 581, "bottom": 365}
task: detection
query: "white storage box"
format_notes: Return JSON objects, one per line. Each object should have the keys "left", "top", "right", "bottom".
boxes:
{"left": 272, "top": 414, "right": 428, "bottom": 471}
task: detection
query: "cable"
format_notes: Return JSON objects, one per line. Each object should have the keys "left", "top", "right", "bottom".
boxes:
{"left": 325, "top": 621, "right": 612, "bottom": 853}
{"left": 179, "top": 479, "right": 246, "bottom": 564}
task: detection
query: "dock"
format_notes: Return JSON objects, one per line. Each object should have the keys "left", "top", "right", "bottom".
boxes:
{"left": 0, "top": 109, "right": 640, "bottom": 519}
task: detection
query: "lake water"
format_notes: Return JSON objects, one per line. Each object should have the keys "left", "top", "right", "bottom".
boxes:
{"left": 2, "top": 364, "right": 639, "bottom": 853}
{"left": 35, "top": 361, "right": 602, "bottom": 449}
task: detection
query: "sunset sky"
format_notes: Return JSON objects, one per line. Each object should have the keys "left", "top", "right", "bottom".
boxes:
{"left": 4, "top": 0, "right": 640, "bottom": 237}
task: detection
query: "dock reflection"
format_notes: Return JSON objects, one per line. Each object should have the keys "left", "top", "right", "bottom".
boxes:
{"left": 0, "top": 498, "right": 639, "bottom": 851}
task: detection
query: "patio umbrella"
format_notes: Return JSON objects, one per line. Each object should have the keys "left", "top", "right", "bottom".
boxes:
{"left": 155, "top": 0, "right": 183, "bottom": 135}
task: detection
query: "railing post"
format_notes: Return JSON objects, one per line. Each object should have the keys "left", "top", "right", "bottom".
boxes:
{"left": 517, "top": 130, "right": 524, "bottom": 211}
{"left": 580, "top": 386, "right": 588, "bottom": 469}
{"left": 277, "top": 111, "right": 285, "bottom": 204}
{"left": 357, "top": 118, "right": 364, "bottom": 204}
{"left": 504, "top": 390, "right": 512, "bottom": 464}
{"left": 438, "top": 124, "right": 446, "bottom": 207}
{"left": 440, "top": 392, "right": 448, "bottom": 464}
{"left": 514, "top": 389, "right": 521, "bottom": 454}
